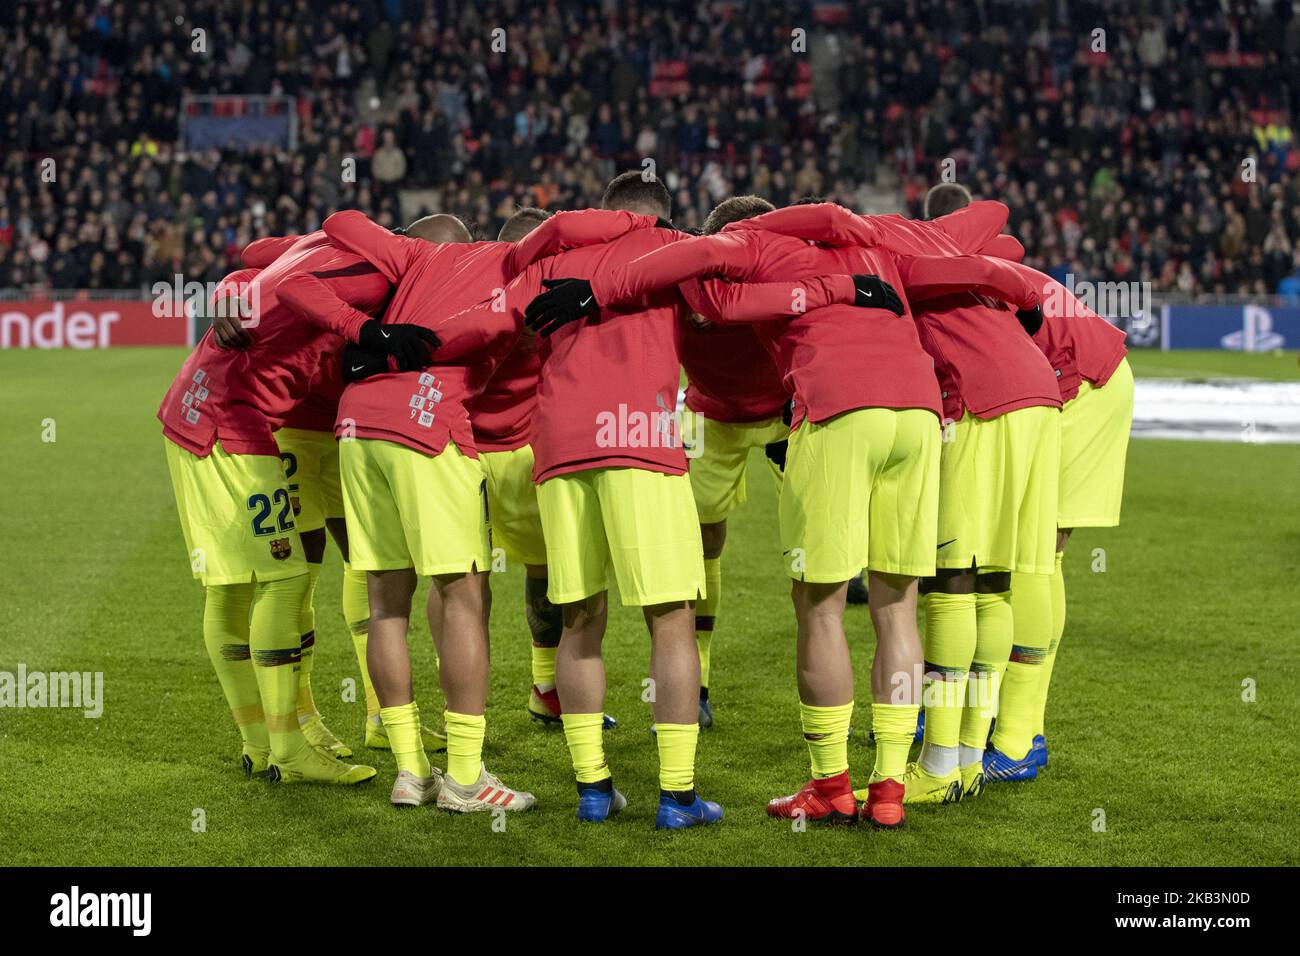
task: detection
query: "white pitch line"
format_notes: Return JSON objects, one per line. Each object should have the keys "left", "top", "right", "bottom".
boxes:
{"left": 1132, "top": 378, "right": 1300, "bottom": 444}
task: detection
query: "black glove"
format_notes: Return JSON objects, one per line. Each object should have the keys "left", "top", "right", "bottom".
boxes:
{"left": 357, "top": 319, "right": 441, "bottom": 372}
{"left": 781, "top": 398, "right": 794, "bottom": 427}
{"left": 524, "top": 278, "right": 600, "bottom": 337}
{"left": 341, "top": 344, "right": 390, "bottom": 383}
{"left": 654, "top": 217, "right": 676, "bottom": 229}
{"left": 850, "top": 274, "right": 905, "bottom": 316}
{"left": 1016, "top": 305, "right": 1044, "bottom": 336}
{"left": 764, "top": 438, "right": 789, "bottom": 472}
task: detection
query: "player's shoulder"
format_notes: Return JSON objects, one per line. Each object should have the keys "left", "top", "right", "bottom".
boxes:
{"left": 422, "top": 238, "right": 505, "bottom": 271}
{"left": 219, "top": 267, "right": 260, "bottom": 289}
{"left": 611, "top": 224, "right": 686, "bottom": 255}
{"left": 283, "top": 230, "right": 330, "bottom": 257}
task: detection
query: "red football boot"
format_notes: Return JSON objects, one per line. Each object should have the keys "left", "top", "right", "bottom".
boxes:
{"left": 527, "top": 684, "right": 563, "bottom": 723}
{"left": 862, "top": 776, "right": 906, "bottom": 829}
{"left": 766, "top": 771, "right": 858, "bottom": 824}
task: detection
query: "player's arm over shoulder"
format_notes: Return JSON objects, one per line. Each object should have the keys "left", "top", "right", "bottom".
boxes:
{"left": 322, "top": 210, "right": 415, "bottom": 284}
{"left": 684, "top": 272, "right": 857, "bottom": 325}
{"left": 242, "top": 235, "right": 300, "bottom": 269}
{"left": 506, "top": 209, "right": 660, "bottom": 274}
{"left": 590, "top": 229, "right": 755, "bottom": 307}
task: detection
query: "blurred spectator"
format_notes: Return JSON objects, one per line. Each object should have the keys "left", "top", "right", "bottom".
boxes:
{"left": 0, "top": 0, "right": 1297, "bottom": 298}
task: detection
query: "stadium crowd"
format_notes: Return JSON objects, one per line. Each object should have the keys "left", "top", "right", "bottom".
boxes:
{"left": 1, "top": 0, "right": 1299, "bottom": 296}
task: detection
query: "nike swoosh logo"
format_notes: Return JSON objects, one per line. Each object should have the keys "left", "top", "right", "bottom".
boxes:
{"left": 351, "top": 365, "right": 364, "bottom": 373}
{"left": 380, "top": 329, "right": 390, "bottom": 338}
{"left": 579, "top": 297, "right": 592, "bottom": 307}
{"left": 937, "top": 538, "right": 957, "bottom": 549}
{"left": 859, "top": 288, "right": 872, "bottom": 298}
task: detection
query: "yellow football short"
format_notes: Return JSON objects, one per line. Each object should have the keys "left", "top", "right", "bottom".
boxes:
{"left": 686, "top": 413, "right": 788, "bottom": 524}
{"left": 536, "top": 467, "right": 705, "bottom": 606}
{"left": 274, "top": 427, "right": 343, "bottom": 533}
{"left": 480, "top": 444, "right": 547, "bottom": 567}
{"left": 164, "top": 438, "right": 307, "bottom": 586}
{"left": 780, "top": 407, "right": 940, "bottom": 582}
{"left": 1059, "top": 358, "right": 1134, "bottom": 528}
{"left": 935, "top": 405, "right": 1061, "bottom": 575}
{"left": 339, "top": 438, "right": 490, "bottom": 576}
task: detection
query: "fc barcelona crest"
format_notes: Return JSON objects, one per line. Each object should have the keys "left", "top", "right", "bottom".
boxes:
{"left": 270, "top": 538, "right": 293, "bottom": 561}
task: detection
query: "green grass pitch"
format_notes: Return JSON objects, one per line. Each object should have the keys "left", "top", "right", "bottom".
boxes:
{"left": 1, "top": 348, "right": 1297, "bottom": 866}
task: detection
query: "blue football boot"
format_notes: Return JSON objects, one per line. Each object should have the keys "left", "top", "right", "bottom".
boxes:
{"left": 654, "top": 791, "right": 723, "bottom": 830}
{"left": 1032, "top": 734, "right": 1048, "bottom": 768}
{"left": 983, "top": 745, "right": 1039, "bottom": 783}
{"left": 576, "top": 781, "right": 627, "bottom": 822}
{"left": 698, "top": 688, "right": 714, "bottom": 729}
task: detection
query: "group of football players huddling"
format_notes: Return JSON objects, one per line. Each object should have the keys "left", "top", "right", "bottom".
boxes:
{"left": 161, "top": 172, "right": 1132, "bottom": 831}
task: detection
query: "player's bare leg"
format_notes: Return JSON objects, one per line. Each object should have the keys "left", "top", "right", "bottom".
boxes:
{"left": 868, "top": 572, "right": 922, "bottom": 704}
{"left": 429, "top": 570, "right": 489, "bottom": 716}
{"left": 433, "top": 568, "right": 534, "bottom": 812}
{"left": 863, "top": 571, "right": 925, "bottom": 826}
{"left": 554, "top": 593, "right": 625, "bottom": 820}
{"left": 792, "top": 580, "right": 853, "bottom": 706}
{"left": 366, "top": 568, "right": 439, "bottom": 804}
{"left": 555, "top": 593, "right": 608, "bottom": 716}
{"left": 366, "top": 568, "right": 418, "bottom": 707}
{"left": 644, "top": 600, "right": 700, "bottom": 725}
{"left": 768, "top": 579, "right": 857, "bottom": 824}
{"left": 524, "top": 562, "right": 603, "bottom": 724}
{"left": 644, "top": 598, "right": 719, "bottom": 828}
{"left": 336, "top": 522, "right": 443, "bottom": 753}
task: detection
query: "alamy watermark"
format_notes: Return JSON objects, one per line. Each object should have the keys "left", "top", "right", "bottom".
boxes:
{"left": 152, "top": 273, "right": 261, "bottom": 327}
{"left": 1046, "top": 273, "right": 1151, "bottom": 321}
{"left": 594, "top": 397, "right": 705, "bottom": 459}
{"left": 1, "top": 664, "right": 104, "bottom": 718}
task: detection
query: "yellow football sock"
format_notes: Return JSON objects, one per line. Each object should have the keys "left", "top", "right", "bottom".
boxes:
{"left": 655, "top": 722, "right": 700, "bottom": 792}
{"left": 921, "top": 591, "right": 976, "bottom": 775}
{"left": 202, "top": 583, "right": 268, "bottom": 751}
{"left": 872, "top": 702, "right": 918, "bottom": 780}
{"left": 296, "top": 562, "right": 323, "bottom": 719}
{"left": 1033, "top": 550, "right": 1067, "bottom": 737}
{"left": 341, "top": 563, "right": 379, "bottom": 718}
{"left": 561, "top": 712, "right": 610, "bottom": 783}
{"left": 995, "top": 571, "right": 1053, "bottom": 760}
{"left": 530, "top": 643, "right": 557, "bottom": 690}
{"left": 379, "top": 701, "right": 430, "bottom": 777}
{"left": 444, "top": 710, "right": 486, "bottom": 786}
{"left": 525, "top": 575, "right": 559, "bottom": 689}
{"left": 800, "top": 701, "right": 853, "bottom": 779}
{"left": 696, "top": 557, "right": 721, "bottom": 689}
{"left": 249, "top": 574, "right": 310, "bottom": 761}
{"left": 959, "top": 590, "right": 1013, "bottom": 758}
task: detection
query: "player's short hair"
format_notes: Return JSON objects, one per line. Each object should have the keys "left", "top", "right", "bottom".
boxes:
{"left": 924, "top": 183, "right": 973, "bottom": 220}
{"left": 497, "top": 207, "right": 551, "bottom": 242}
{"left": 406, "top": 213, "right": 473, "bottom": 243}
{"left": 792, "top": 195, "right": 827, "bottom": 206}
{"left": 601, "top": 170, "right": 672, "bottom": 219}
{"left": 702, "top": 195, "right": 775, "bottom": 235}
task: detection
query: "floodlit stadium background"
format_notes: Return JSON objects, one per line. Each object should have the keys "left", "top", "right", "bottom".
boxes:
{"left": 0, "top": 1, "right": 1297, "bottom": 865}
